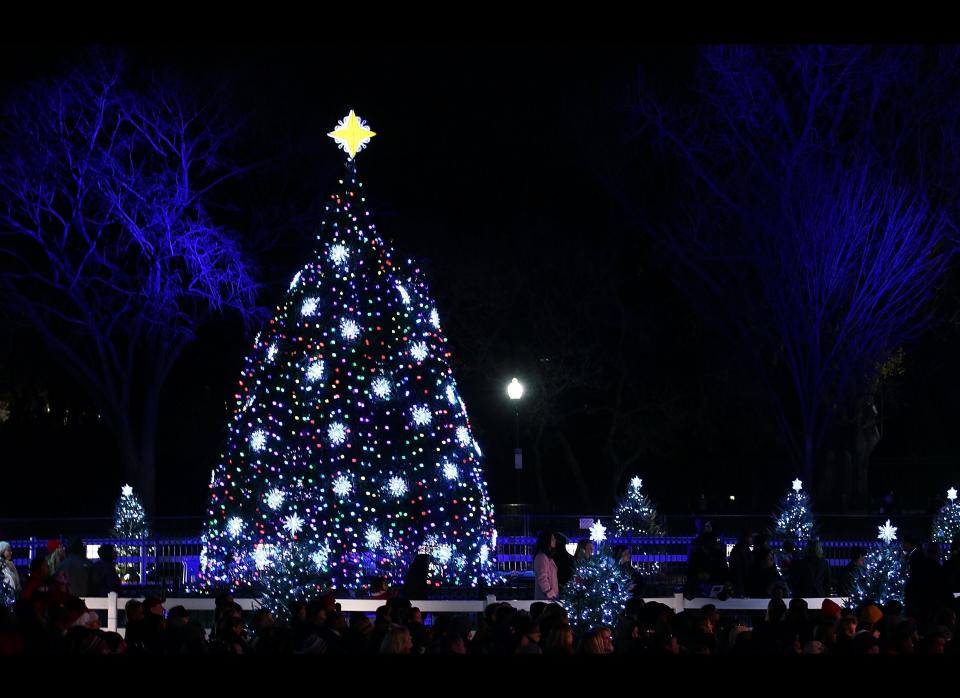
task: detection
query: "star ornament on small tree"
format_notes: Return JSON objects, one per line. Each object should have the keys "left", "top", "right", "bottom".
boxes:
{"left": 327, "top": 109, "right": 376, "bottom": 160}
{"left": 948, "top": 487, "right": 957, "bottom": 502}
{"left": 630, "top": 477, "right": 643, "bottom": 491}
{"left": 878, "top": 519, "right": 898, "bottom": 544}
{"left": 792, "top": 478, "right": 803, "bottom": 493}
{"left": 121, "top": 483, "right": 134, "bottom": 497}
{"left": 589, "top": 520, "right": 607, "bottom": 545}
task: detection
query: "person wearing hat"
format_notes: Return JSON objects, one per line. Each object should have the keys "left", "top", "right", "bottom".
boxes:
{"left": 858, "top": 603, "right": 883, "bottom": 630}
{"left": 0, "top": 541, "right": 20, "bottom": 601}
{"left": 89, "top": 544, "right": 120, "bottom": 596}
{"left": 821, "top": 598, "right": 842, "bottom": 618}
{"left": 45, "top": 540, "right": 66, "bottom": 576}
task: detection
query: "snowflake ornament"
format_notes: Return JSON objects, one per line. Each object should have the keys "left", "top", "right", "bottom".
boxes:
{"left": 442, "top": 461, "right": 459, "bottom": 481}
{"left": 411, "top": 405, "right": 432, "bottom": 426}
{"left": 878, "top": 519, "right": 898, "bottom": 544}
{"left": 284, "top": 513, "right": 304, "bottom": 536}
{"left": 250, "top": 430, "right": 267, "bottom": 452}
{"left": 589, "top": 519, "right": 607, "bottom": 544}
{"left": 434, "top": 543, "right": 454, "bottom": 565}
{"left": 365, "top": 527, "right": 383, "bottom": 549}
{"left": 387, "top": 477, "right": 408, "bottom": 497}
{"left": 371, "top": 377, "right": 391, "bottom": 399}
{"left": 301, "top": 297, "right": 320, "bottom": 317}
{"left": 410, "top": 341, "right": 428, "bottom": 362}
{"left": 329, "top": 244, "right": 350, "bottom": 266}
{"left": 340, "top": 318, "right": 360, "bottom": 340}
{"left": 265, "top": 489, "right": 285, "bottom": 510}
{"left": 253, "top": 544, "right": 272, "bottom": 570}
{"left": 328, "top": 422, "right": 347, "bottom": 446}
{"left": 227, "top": 517, "right": 244, "bottom": 538}
{"left": 332, "top": 475, "right": 352, "bottom": 498}
{"left": 306, "top": 360, "right": 325, "bottom": 383}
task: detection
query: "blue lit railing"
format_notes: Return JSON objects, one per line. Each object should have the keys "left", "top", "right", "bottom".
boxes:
{"left": 6, "top": 534, "right": 882, "bottom": 594}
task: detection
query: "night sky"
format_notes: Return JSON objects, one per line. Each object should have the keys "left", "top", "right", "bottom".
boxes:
{"left": 1, "top": 45, "right": 958, "bottom": 525}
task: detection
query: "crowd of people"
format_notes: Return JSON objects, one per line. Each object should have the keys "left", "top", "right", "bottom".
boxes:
{"left": 0, "top": 528, "right": 957, "bottom": 655}
{"left": 682, "top": 522, "right": 960, "bottom": 618}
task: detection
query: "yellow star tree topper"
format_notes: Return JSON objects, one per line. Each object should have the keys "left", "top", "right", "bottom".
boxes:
{"left": 327, "top": 109, "right": 376, "bottom": 159}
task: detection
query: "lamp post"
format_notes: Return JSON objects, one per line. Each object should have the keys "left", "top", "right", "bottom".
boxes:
{"left": 507, "top": 377, "right": 524, "bottom": 504}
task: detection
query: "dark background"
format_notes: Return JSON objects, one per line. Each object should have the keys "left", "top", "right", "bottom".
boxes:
{"left": 0, "top": 45, "right": 957, "bottom": 524}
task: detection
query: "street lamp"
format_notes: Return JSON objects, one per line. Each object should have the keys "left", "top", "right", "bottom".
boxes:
{"left": 507, "top": 377, "right": 523, "bottom": 451}
{"left": 507, "top": 378, "right": 524, "bottom": 503}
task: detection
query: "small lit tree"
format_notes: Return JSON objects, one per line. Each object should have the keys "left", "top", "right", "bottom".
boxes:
{"left": 560, "top": 520, "right": 633, "bottom": 632}
{"left": 931, "top": 486, "right": 960, "bottom": 559}
{"left": 848, "top": 519, "right": 907, "bottom": 607}
{"left": 772, "top": 478, "right": 816, "bottom": 543}
{"left": 613, "top": 476, "right": 663, "bottom": 537}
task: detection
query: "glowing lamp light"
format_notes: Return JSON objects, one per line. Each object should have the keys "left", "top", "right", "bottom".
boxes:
{"left": 507, "top": 378, "right": 524, "bottom": 401}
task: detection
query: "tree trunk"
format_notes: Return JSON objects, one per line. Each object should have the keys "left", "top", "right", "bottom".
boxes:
{"left": 554, "top": 427, "right": 592, "bottom": 510}
{"left": 530, "top": 418, "right": 549, "bottom": 511}
{"left": 107, "top": 395, "right": 157, "bottom": 515}
{"left": 138, "top": 376, "right": 163, "bottom": 515}
{"left": 112, "top": 412, "right": 155, "bottom": 513}
{"left": 802, "top": 432, "right": 815, "bottom": 492}
{"left": 852, "top": 395, "right": 880, "bottom": 511}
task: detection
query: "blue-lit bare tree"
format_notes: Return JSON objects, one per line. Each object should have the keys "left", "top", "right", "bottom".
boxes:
{"left": 0, "top": 55, "right": 259, "bottom": 508}
{"left": 633, "top": 47, "right": 955, "bottom": 506}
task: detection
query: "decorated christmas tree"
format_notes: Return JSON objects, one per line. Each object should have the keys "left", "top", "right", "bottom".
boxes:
{"left": 613, "top": 476, "right": 663, "bottom": 537}
{"left": 848, "top": 519, "right": 907, "bottom": 607}
{"left": 258, "top": 542, "right": 331, "bottom": 622}
{"left": 772, "top": 478, "right": 816, "bottom": 543}
{"left": 200, "top": 111, "right": 497, "bottom": 594}
{"left": 931, "top": 486, "right": 960, "bottom": 560}
{"left": 112, "top": 483, "right": 150, "bottom": 583}
{"left": 560, "top": 520, "right": 633, "bottom": 632}
{"left": 113, "top": 483, "right": 150, "bottom": 539}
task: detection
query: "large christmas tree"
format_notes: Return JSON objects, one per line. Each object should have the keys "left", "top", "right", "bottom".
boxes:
{"left": 772, "top": 478, "right": 816, "bottom": 543}
{"left": 200, "top": 111, "right": 497, "bottom": 593}
{"left": 931, "top": 487, "right": 960, "bottom": 560}
{"left": 848, "top": 519, "right": 907, "bottom": 607}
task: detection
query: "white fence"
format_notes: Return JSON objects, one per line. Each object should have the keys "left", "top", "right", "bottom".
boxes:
{"left": 83, "top": 592, "right": 851, "bottom": 634}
